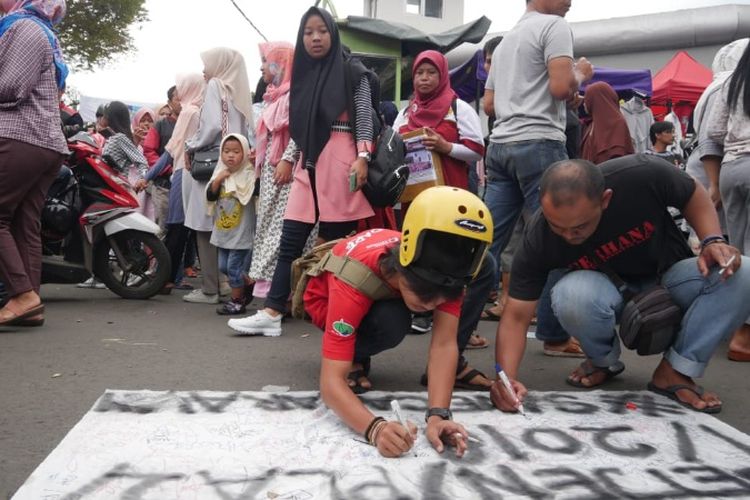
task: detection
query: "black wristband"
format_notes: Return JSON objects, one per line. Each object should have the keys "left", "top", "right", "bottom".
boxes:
{"left": 364, "top": 416, "right": 385, "bottom": 442}
{"left": 700, "top": 235, "right": 727, "bottom": 250}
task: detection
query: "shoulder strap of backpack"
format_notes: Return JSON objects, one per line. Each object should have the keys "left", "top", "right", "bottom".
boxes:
{"left": 316, "top": 251, "right": 396, "bottom": 301}
{"left": 451, "top": 97, "right": 459, "bottom": 132}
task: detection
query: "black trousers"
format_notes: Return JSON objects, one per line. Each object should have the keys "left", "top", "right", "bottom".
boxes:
{"left": 353, "top": 253, "right": 496, "bottom": 364}
{"left": 264, "top": 219, "right": 357, "bottom": 313}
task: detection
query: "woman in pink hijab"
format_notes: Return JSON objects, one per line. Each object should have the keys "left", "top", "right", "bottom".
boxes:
{"left": 248, "top": 41, "right": 297, "bottom": 300}
{"left": 131, "top": 107, "right": 156, "bottom": 147}
{"left": 128, "top": 107, "right": 157, "bottom": 220}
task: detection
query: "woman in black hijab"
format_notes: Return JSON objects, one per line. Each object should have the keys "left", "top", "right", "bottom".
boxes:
{"left": 228, "top": 6, "right": 376, "bottom": 337}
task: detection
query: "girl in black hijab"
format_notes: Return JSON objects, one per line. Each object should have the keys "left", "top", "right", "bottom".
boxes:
{"left": 228, "top": 6, "right": 376, "bottom": 337}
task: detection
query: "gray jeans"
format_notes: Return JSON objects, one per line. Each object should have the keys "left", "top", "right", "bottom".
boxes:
{"left": 720, "top": 156, "right": 750, "bottom": 325}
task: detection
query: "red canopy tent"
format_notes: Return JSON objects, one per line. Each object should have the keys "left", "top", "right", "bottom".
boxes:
{"left": 651, "top": 51, "right": 712, "bottom": 124}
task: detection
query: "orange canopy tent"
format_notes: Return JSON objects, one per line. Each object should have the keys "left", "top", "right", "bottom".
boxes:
{"left": 651, "top": 51, "right": 712, "bottom": 123}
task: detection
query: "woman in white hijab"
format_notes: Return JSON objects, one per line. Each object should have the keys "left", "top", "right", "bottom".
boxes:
{"left": 183, "top": 47, "right": 253, "bottom": 304}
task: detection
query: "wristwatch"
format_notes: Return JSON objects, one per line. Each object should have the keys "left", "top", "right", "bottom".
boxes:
{"left": 357, "top": 151, "right": 371, "bottom": 162}
{"left": 425, "top": 407, "right": 453, "bottom": 423}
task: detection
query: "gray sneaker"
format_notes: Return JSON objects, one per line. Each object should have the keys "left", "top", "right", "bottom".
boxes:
{"left": 182, "top": 289, "right": 220, "bottom": 304}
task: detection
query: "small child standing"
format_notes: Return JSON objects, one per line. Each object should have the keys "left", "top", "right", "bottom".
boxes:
{"left": 206, "top": 134, "right": 256, "bottom": 315}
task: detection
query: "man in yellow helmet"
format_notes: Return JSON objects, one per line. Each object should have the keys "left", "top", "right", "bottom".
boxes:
{"left": 304, "top": 186, "right": 495, "bottom": 458}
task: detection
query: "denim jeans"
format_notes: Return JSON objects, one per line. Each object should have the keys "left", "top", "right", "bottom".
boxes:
{"left": 484, "top": 139, "right": 568, "bottom": 283}
{"left": 218, "top": 248, "right": 252, "bottom": 289}
{"left": 484, "top": 139, "right": 569, "bottom": 343}
{"left": 550, "top": 257, "right": 750, "bottom": 377}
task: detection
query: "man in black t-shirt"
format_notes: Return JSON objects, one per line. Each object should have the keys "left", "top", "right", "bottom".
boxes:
{"left": 490, "top": 155, "right": 750, "bottom": 414}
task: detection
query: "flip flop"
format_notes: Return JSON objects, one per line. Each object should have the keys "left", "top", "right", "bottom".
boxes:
{"left": 543, "top": 338, "right": 585, "bottom": 358}
{"left": 728, "top": 349, "right": 750, "bottom": 362}
{"left": 454, "top": 367, "right": 491, "bottom": 391}
{"left": 348, "top": 359, "right": 371, "bottom": 394}
{"left": 16, "top": 315, "right": 45, "bottom": 327}
{"left": 465, "top": 333, "right": 489, "bottom": 350}
{"left": 0, "top": 303, "right": 45, "bottom": 327}
{"left": 566, "top": 360, "right": 624, "bottom": 388}
{"left": 479, "top": 309, "right": 501, "bottom": 321}
{"left": 647, "top": 382, "right": 722, "bottom": 414}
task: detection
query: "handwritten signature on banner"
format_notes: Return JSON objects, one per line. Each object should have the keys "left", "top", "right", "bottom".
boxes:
{"left": 13, "top": 390, "right": 750, "bottom": 500}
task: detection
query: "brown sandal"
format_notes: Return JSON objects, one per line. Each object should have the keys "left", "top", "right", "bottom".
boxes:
{"left": 0, "top": 303, "right": 45, "bottom": 326}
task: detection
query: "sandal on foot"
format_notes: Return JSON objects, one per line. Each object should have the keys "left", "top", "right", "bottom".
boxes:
{"left": 728, "top": 349, "right": 750, "bottom": 362}
{"left": 479, "top": 309, "right": 501, "bottom": 322}
{"left": 0, "top": 303, "right": 45, "bottom": 326}
{"left": 348, "top": 359, "right": 371, "bottom": 394}
{"left": 16, "top": 314, "right": 45, "bottom": 327}
{"left": 466, "top": 333, "right": 489, "bottom": 350}
{"left": 647, "top": 383, "right": 722, "bottom": 414}
{"left": 455, "top": 367, "right": 492, "bottom": 391}
{"left": 544, "top": 338, "right": 585, "bottom": 358}
{"left": 566, "top": 360, "right": 624, "bottom": 388}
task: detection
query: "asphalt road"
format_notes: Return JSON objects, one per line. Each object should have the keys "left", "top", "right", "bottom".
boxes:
{"left": 1, "top": 282, "right": 748, "bottom": 498}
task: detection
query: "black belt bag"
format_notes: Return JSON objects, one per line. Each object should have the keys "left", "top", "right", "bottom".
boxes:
{"left": 598, "top": 264, "right": 683, "bottom": 356}
{"left": 619, "top": 285, "right": 683, "bottom": 355}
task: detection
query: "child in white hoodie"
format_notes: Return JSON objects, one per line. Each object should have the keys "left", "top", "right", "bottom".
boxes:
{"left": 206, "top": 133, "right": 256, "bottom": 315}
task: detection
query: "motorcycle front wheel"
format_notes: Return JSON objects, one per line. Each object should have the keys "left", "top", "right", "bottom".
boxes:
{"left": 94, "top": 230, "right": 170, "bottom": 299}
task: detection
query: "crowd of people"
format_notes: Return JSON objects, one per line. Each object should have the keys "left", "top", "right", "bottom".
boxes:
{"left": 1, "top": 0, "right": 750, "bottom": 459}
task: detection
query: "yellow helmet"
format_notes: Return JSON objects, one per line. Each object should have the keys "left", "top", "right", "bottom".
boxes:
{"left": 400, "top": 186, "right": 493, "bottom": 287}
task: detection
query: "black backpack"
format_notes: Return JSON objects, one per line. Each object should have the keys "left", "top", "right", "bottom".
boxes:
{"left": 362, "top": 126, "right": 409, "bottom": 207}
{"left": 346, "top": 61, "right": 409, "bottom": 207}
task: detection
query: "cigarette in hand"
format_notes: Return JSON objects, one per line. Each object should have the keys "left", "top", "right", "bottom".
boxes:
{"left": 719, "top": 255, "right": 736, "bottom": 276}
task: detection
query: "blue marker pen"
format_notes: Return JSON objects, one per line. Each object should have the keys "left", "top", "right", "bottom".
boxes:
{"left": 495, "top": 363, "right": 527, "bottom": 417}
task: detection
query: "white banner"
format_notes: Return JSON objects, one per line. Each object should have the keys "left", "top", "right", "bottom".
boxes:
{"left": 13, "top": 390, "right": 750, "bottom": 499}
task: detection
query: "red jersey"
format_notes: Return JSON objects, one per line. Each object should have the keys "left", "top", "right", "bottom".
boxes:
{"left": 304, "top": 229, "right": 463, "bottom": 361}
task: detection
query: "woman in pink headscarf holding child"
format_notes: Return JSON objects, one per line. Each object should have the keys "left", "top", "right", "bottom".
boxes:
{"left": 248, "top": 41, "right": 299, "bottom": 300}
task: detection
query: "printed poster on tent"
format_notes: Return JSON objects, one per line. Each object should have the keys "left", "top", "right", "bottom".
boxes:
{"left": 400, "top": 127, "right": 445, "bottom": 203}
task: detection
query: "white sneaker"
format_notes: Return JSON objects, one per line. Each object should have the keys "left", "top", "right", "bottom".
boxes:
{"left": 182, "top": 289, "right": 220, "bottom": 304}
{"left": 77, "top": 277, "right": 106, "bottom": 289}
{"left": 228, "top": 310, "right": 282, "bottom": 336}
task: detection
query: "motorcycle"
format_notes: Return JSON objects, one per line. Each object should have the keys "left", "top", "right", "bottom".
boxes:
{"left": 40, "top": 132, "right": 170, "bottom": 299}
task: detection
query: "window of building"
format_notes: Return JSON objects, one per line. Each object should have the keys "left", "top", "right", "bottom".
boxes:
{"left": 424, "top": 0, "right": 443, "bottom": 18}
{"left": 404, "top": 0, "right": 443, "bottom": 18}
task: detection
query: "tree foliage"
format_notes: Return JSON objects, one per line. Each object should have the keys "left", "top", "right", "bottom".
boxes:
{"left": 57, "top": 0, "right": 148, "bottom": 71}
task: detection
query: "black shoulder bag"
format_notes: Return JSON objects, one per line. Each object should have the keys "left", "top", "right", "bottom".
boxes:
{"left": 191, "top": 95, "right": 228, "bottom": 182}
{"left": 346, "top": 65, "right": 408, "bottom": 207}
{"left": 596, "top": 260, "right": 683, "bottom": 356}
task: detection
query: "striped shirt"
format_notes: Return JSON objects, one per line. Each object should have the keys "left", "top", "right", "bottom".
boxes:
{"left": 0, "top": 20, "right": 67, "bottom": 154}
{"left": 283, "top": 75, "right": 375, "bottom": 169}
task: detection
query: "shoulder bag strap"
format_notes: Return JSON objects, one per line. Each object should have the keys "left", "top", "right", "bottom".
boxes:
{"left": 220, "top": 95, "right": 228, "bottom": 138}
{"left": 318, "top": 252, "right": 396, "bottom": 301}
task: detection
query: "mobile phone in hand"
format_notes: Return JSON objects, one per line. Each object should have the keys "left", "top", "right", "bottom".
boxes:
{"left": 349, "top": 171, "right": 358, "bottom": 192}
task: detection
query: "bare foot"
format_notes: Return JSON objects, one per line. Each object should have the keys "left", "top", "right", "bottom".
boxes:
{"left": 728, "top": 324, "right": 750, "bottom": 361}
{"left": 566, "top": 359, "right": 622, "bottom": 387}
{"left": 649, "top": 359, "right": 722, "bottom": 412}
